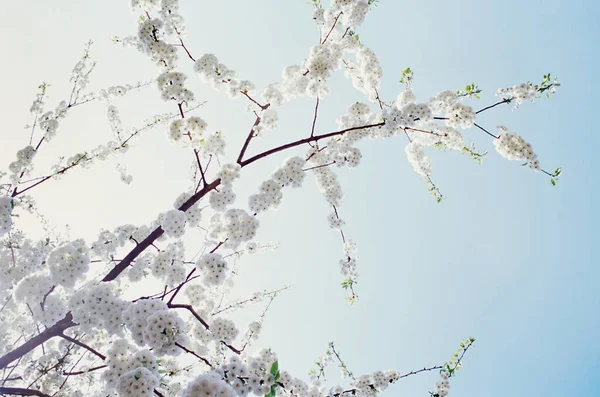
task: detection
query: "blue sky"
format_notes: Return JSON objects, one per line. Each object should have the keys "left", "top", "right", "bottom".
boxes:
{"left": 1, "top": 1, "right": 598, "bottom": 396}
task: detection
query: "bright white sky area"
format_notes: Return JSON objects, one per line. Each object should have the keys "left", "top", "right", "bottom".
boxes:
{"left": 1, "top": 1, "right": 598, "bottom": 396}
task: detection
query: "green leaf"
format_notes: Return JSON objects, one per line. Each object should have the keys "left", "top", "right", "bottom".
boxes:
{"left": 270, "top": 361, "right": 279, "bottom": 377}
{"left": 551, "top": 178, "right": 556, "bottom": 186}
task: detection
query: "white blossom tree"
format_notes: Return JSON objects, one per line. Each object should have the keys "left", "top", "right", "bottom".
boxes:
{"left": 0, "top": 1, "right": 562, "bottom": 397}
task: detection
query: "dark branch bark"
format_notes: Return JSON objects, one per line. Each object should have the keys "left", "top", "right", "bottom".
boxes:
{"left": 0, "top": 387, "right": 51, "bottom": 397}
{"left": 240, "top": 121, "right": 385, "bottom": 168}
{"left": 102, "top": 179, "right": 221, "bottom": 282}
{"left": 0, "top": 313, "right": 75, "bottom": 369}
{"left": 58, "top": 334, "right": 106, "bottom": 361}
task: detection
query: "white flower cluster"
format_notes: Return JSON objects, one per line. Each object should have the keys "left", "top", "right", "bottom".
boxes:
{"left": 396, "top": 91, "right": 467, "bottom": 151}
{"left": 123, "top": 299, "right": 168, "bottom": 346}
{"left": 218, "top": 350, "right": 281, "bottom": 396}
{"left": 338, "top": 102, "right": 372, "bottom": 128}
{"left": 21, "top": 350, "right": 69, "bottom": 391}
{"left": 102, "top": 340, "right": 161, "bottom": 396}
{"left": 91, "top": 224, "right": 150, "bottom": 259}
{"left": 0, "top": 196, "right": 13, "bottom": 237}
{"left": 335, "top": 240, "right": 359, "bottom": 284}
{"left": 217, "top": 163, "right": 242, "bottom": 184}
{"left": 7, "top": 146, "right": 36, "bottom": 184}
{"left": 195, "top": 253, "right": 228, "bottom": 285}
{"left": 156, "top": 71, "right": 194, "bottom": 102}
{"left": 340, "top": 253, "right": 358, "bottom": 279}
{"left": 127, "top": 252, "right": 154, "bottom": 282}
{"left": 106, "top": 104, "right": 123, "bottom": 140}
{"left": 118, "top": 367, "right": 159, "bottom": 397}
{"left": 262, "top": 83, "right": 286, "bottom": 106}
{"left": 0, "top": 238, "right": 50, "bottom": 287}
{"left": 245, "top": 321, "right": 262, "bottom": 341}
{"left": 428, "top": 90, "right": 458, "bottom": 113}
{"left": 327, "top": 212, "right": 344, "bottom": 229}
{"left": 144, "top": 309, "right": 187, "bottom": 355}
{"left": 322, "top": 0, "right": 371, "bottom": 28}
{"left": 47, "top": 240, "right": 90, "bottom": 288}
{"left": 29, "top": 86, "right": 46, "bottom": 115}
{"left": 34, "top": 293, "right": 67, "bottom": 327}
{"left": 496, "top": 82, "right": 537, "bottom": 109}
{"left": 161, "top": 209, "right": 187, "bottom": 238}
{"left": 38, "top": 110, "right": 60, "bottom": 141}
{"left": 157, "top": 0, "right": 185, "bottom": 36}
{"left": 402, "top": 102, "right": 434, "bottom": 125}
{"left": 258, "top": 11, "right": 373, "bottom": 104}
{"left": 347, "top": 369, "right": 402, "bottom": 395}
{"left": 151, "top": 241, "right": 186, "bottom": 286}
{"left": 194, "top": 54, "right": 255, "bottom": 98}
{"left": 313, "top": 167, "right": 343, "bottom": 206}
{"left": 344, "top": 47, "right": 383, "bottom": 103}
{"left": 210, "top": 317, "right": 239, "bottom": 343}
{"left": 434, "top": 371, "right": 451, "bottom": 397}
{"left": 174, "top": 191, "right": 203, "bottom": 226}
{"left": 69, "top": 283, "right": 129, "bottom": 335}
{"left": 202, "top": 131, "right": 227, "bottom": 157}
{"left": 493, "top": 126, "right": 539, "bottom": 170}
{"left": 210, "top": 183, "right": 236, "bottom": 212}
{"left": 306, "top": 44, "right": 341, "bottom": 97}
{"left": 397, "top": 89, "right": 417, "bottom": 108}
{"left": 279, "top": 65, "right": 310, "bottom": 99}
{"left": 116, "top": 163, "right": 133, "bottom": 184}
{"left": 168, "top": 116, "right": 208, "bottom": 146}
{"left": 14, "top": 274, "right": 54, "bottom": 305}
{"left": 208, "top": 209, "right": 259, "bottom": 249}
{"left": 405, "top": 141, "right": 432, "bottom": 179}
{"left": 137, "top": 18, "right": 178, "bottom": 71}
{"left": 446, "top": 103, "right": 476, "bottom": 129}
{"left": 248, "top": 156, "right": 306, "bottom": 214}
{"left": 330, "top": 139, "right": 362, "bottom": 167}
{"left": 181, "top": 372, "right": 236, "bottom": 397}
{"left": 254, "top": 108, "right": 279, "bottom": 134}
{"left": 439, "top": 126, "right": 465, "bottom": 151}
{"left": 422, "top": 89, "right": 476, "bottom": 129}
{"left": 272, "top": 156, "right": 306, "bottom": 187}
{"left": 100, "top": 84, "right": 129, "bottom": 98}
{"left": 249, "top": 180, "right": 283, "bottom": 214}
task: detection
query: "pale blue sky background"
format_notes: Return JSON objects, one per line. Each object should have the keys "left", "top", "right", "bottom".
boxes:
{"left": 1, "top": 1, "right": 598, "bottom": 397}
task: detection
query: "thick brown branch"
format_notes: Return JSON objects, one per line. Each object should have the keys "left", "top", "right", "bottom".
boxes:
{"left": 0, "top": 313, "right": 75, "bottom": 369}
{"left": 240, "top": 122, "right": 385, "bottom": 168}
{"left": 0, "top": 387, "right": 51, "bottom": 397}
{"left": 102, "top": 179, "right": 221, "bottom": 282}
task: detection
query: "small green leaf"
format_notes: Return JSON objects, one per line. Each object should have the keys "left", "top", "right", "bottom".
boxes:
{"left": 551, "top": 178, "right": 556, "bottom": 186}
{"left": 270, "top": 361, "right": 279, "bottom": 377}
